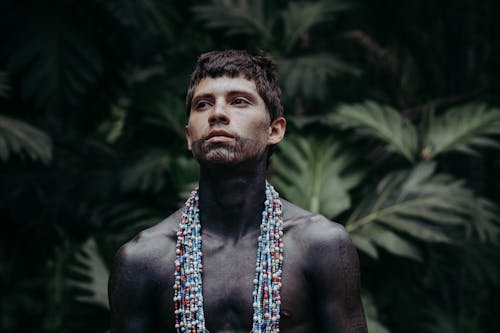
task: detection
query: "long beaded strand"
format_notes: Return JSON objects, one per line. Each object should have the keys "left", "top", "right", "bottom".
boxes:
{"left": 173, "top": 182, "right": 284, "bottom": 333}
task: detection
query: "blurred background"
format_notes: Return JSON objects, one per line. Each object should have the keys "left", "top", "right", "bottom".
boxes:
{"left": 1, "top": 0, "right": 499, "bottom": 332}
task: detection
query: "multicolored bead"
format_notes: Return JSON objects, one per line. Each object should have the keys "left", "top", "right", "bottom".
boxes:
{"left": 173, "top": 182, "right": 284, "bottom": 333}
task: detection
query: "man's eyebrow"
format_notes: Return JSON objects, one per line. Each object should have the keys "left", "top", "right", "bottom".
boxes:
{"left": 192, "top": 93, "right": 213, "bottom": 101}
{"left": 226, "top": 90, "right": 258, "bottom": 101}
{"left": 192, "top": 90, "right": 258, "bottom": 101}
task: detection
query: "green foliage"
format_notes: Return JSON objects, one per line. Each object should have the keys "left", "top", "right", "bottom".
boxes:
{"left": 98, "top": 98, "right": 129, "bottom": 144}
{"left": 328, "top": 101, "right": 418, "bottom": 163}
{"left": 101, "top": 0, "right": 177, "bottom": 40}
{"left": 328, "top": 101, "right": 500, "bottom": 163}
{"left": 4, "top": 4, "right": 103, "bottom": 111}
{"left": 193, "top": 0, "right": 273, "bottom": 42}
{"left": 420, "top": 304, "right": 483, "bottom": 333}
{"left": 281, "top": 0, "right": 351, "bottom": 52}
{"left": 69, "top": 238, "right": 109, "bottom": 310}
{"left": 421, "top": 103, "right": 500, "bottom": 159}
{"left": 120, "top": 151, "right": 198, "bottom": 197}
{"left": 120, "top": 149, "right": 171, "bottom": 193}
{"left": 0, "top": 115, "right": 52, "bottom": 164}
{"left": 194, "top": 0, "right": 359, "bottom": 101}
{"left": 0, "top": 71, "right": 9, "bottom": 98}
{"left": 272, "top": 135, "right": 364, "bottom": 218}
{"left": 1, "top": 0, "right": 499, "bottom": 332}
{"left": 362, "top": 292, "right": 391, "bottom": 333}
{"left": 346, "top": 162, "right": 499, "bottom": 260}
{"left": 279, "top": 54, "right": 360, "bottom": 99}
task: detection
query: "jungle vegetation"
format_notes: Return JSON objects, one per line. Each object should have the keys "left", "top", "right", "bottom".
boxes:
{"left": 0, "top": 0, "right": 499, "bottom": 332}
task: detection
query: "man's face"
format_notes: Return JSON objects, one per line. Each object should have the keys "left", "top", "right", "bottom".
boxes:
{"left": 185, "top": 76, "right": 285, "bottom": 165}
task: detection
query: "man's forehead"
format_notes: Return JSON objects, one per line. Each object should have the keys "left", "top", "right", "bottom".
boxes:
{"left": 193, "top": 75, "right": 259, "bottom": 97}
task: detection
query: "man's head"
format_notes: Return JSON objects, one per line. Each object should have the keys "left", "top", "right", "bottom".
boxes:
{"left": 184, "top": 50, "right": 286, "bottom": 166}
{"left": 186, "top": 50, "right": 283, "bottom": 122}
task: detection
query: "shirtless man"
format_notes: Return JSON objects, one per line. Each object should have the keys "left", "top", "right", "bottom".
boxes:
{"left": 108, "top": 50, "right": 367, "bottom": 333}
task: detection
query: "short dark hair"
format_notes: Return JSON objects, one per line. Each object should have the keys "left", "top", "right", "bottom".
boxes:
{"left": 185, "top": 50, "right": 283, "bottom": 122}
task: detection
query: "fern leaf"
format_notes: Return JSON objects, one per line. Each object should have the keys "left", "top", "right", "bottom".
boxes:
{"left": 101, "top": 0, "right": 176, "bottom": 40}
{"left": 421, "top": 103, "right": 500, "bottom": 159}
{"left": 271, "top": 135, "right": 365, "bottom": 218}
{"left": 346, "top": 162, "right": 500, "bottom": 260}
{"left": 467, "top": 198, "right": 500, "bottom": 243}
{"left": 193, "top": 0, "right": 273, "bottom": 42}
{"left": 362, "top": 292, "right": 391, "bottom": 333}
{"left": 328, "top": 101, "right": 418, "bottom": 163}
{"left": 351, "top": 234, "right": 379, "bottom": 259}
{"left": 281, "top": 0, "right": 351, "bottom": 52}
{"left": 0, "top": 115, "right": 52, "bottom": 164}
{"left": 361, "top": 223, "right": 423, "bottom": 261}
{"left": 120, "top": 149, "right": 171, "bottom": 193}
{"left": 279, "top": 54, "right": 359, "bottom": 100}
{"left": 68, "top": 238, "right": 109, "bottom": 309}
{"left": 4, "top": 7, "right": 103, "bottom": 111}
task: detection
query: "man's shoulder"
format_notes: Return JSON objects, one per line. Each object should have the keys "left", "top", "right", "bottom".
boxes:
{"left": 282, "top": 199, "right": 359, "bottom": 281}
{"left": 282, "top": 199, "right": 350, "bottom": 245}
{"left": 114, "top": 208, "right": 182, "bottom": 265}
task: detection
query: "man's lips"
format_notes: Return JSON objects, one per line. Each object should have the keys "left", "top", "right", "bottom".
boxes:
{"left": 205, "top": 129, "right": 235, "bottom": 141}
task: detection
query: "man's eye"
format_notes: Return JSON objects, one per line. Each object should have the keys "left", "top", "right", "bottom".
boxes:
{"left": 232, "top": 98, "right": 249, "bottom": 105}
{"left": 195, "top": 101, "right": 210, "bottom": 109}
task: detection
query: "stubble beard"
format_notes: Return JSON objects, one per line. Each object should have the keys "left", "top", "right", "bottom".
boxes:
{"left": 191, "top": 135, "right": 267, "bottom": 166}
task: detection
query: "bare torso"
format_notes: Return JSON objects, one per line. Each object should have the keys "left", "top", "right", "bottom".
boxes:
{"left": 109, "top": 200, "right": 366, "bottom": 333}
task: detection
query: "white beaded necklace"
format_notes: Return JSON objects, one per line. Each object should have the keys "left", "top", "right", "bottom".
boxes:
{"left": 173, "top": 182, "right": 284, "bottom": 333}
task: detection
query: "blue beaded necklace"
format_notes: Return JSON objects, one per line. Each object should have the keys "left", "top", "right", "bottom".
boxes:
{"left": 173, "top": 182, "right": 284, "bottom": 333}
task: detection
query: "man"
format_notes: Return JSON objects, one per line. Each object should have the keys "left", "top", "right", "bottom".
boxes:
{"left": 109, "top": 50, "right": 367, "bottom": 333}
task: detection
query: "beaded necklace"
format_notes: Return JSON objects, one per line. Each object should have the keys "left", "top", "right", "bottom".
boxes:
{"left": 173, "top": 182, "right": 284, "bottom": 333}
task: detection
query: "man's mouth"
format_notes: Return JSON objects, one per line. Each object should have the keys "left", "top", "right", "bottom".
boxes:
{"left": 205, "top": 129, "right": 235, "bottom": 143}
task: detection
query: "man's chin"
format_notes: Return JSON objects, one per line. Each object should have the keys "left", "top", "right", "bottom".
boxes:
{"left": 196, "top": 152, "right": 240, "bottom": 165}
{"left": 191, "top": 140, "right": 267, "bottom": 166}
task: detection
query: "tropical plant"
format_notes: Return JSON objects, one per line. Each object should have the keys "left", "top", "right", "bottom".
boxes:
{"left": 272, "top": 99, "right": 500, "bottom": 332}
{"left": 1, "top": 0, "right": 499, "bottom": 332}
{"left": 272, "top": 135, "right": 364, "bottom": 218}
{"left": 193, "top": 0, "right": 359, "bottom": 103}
{"left": 277, "top": 101, "right": 500, "bottom": 260}
{"left": 0, "top": 115, "right": 52, "bottom": 164}
{"left": 0, "top": 71, "right": 9, "bottom": 98}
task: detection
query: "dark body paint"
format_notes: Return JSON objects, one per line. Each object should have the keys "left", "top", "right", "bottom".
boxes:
{"left": 109, "top": 200, "right": 367, "bottom": 333}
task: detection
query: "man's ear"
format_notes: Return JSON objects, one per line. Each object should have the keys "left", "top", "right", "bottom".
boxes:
{"left": 267, "top": 117, "right": 286, "bottom": 145}
{"left": 185, "top": 125, "right": 192, "bottom": 151}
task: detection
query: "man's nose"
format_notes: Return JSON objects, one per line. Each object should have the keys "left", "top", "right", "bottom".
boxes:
{"left": 208, "top": 101, "right": 230, "bottom": 126}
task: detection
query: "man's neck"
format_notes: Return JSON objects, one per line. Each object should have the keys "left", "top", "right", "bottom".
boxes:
{"left": 198, "top": 158, "right": 268, "bottom": 241}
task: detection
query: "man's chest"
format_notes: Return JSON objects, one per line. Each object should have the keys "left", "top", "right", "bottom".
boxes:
{"left": 201, "top": 243, "right": 257, "bottom": 329}
{"left": 155, "top": 236, "right": 315, "bottom": 332}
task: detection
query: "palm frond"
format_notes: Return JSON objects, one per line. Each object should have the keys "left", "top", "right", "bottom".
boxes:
{"left": 362, "top": 291, "right": 391, "bottom": 333}
{"left": 68, "top": 238, "right": 109, "bottom": 309}
{"left": 271, "top": 135, "right": 365, "bottom": 219}
{"left": 120, "top": 151, "right": 199, "bottom": 199}
{"left": 94, "top": 203, "right": 164, "bottom": 256}
{"left": 328, "top": 101, "right": 418, "bottom": 163}
{"left": 421, "top": 103, "right": 500, "bottom": 159}
{"left": 0, "top": 71, "right": 10, "bottom": 98}
{"left": 120, "top": 149, "right": 171, "bottom": 193}
{"left": 101, "top": 0, "right": 176, "bottom": 41}
{"left": 282, "top": 0, "right": 351, "bottom": 52}
{"left": 143, "top": 95, "right": 186, "bottom": 140}
{"left": 0, "top": 115, "right": 52, "bottom": 164}
{"left": 346, "top": 162, "right": 499, "bottom": 260}
{"left": 279, "top": 54, "right": 359, "bottom": 100}
{"left": 193, "top": 0, "right": 273, "bottom": 42}
{"left": 466, "top": 198, "right": 500, "bottom": 244}
{"left": 98, "top": 98, "right": 129, "bottom": 144}
{"left": 5, "top": 10, "right": 103, "bottom": 111}
{"left": 169, "top": 156, "right": 200, "bottom": 206}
